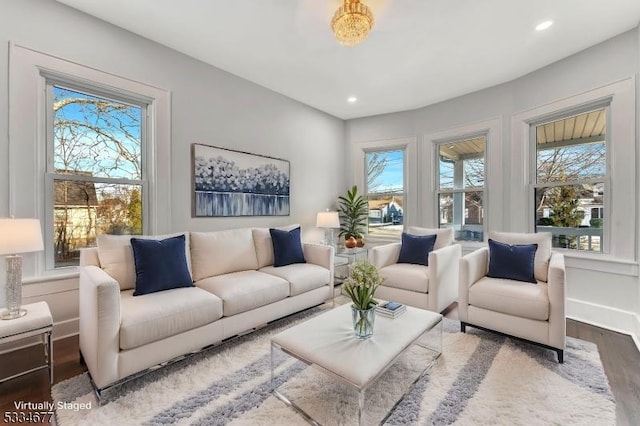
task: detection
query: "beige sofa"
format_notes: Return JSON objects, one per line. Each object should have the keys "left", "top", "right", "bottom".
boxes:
{"left": 79, "top": 226, "right": 334, "bottom": 394}
{"left": 368, "top": 227, "right": 461, "bottom": 313}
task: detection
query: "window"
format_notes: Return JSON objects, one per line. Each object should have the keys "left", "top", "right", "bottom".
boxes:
{"left": 47, "top": 83, "right": 147, "bottom": 268}
{"left": 533, "top": 108, "right": 606, "bottom": 252}
{"left": 365, "top": 150, "right": 405, "bottom": 239}
{"left": 437, "top": 136, "right": 485, "bottom": 241}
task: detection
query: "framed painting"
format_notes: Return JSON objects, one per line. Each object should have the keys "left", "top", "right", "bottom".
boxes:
{"left": 192, "top": 144, "right": 290, "bottom": 217}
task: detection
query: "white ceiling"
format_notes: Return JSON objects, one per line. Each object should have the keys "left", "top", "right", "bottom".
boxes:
{"left": 56, "top": 0, "right": 640, "bottom": 120}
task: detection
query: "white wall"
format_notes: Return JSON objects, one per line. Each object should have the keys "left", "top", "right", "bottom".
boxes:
{"left": 0, "top": 0, "right": 345, "bottom": 341}
{"left": 347, "top": 28, "right": 640, "bottom": 345}
{"left": 636, "top": 26, "right": 640, "bottom": 346}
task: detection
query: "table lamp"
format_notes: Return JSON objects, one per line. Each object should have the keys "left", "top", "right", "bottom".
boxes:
{"left": 0, "top": 218, "right": 44, "bottom": 319}
{"left": 316, "top": 211, "right": 340, "bottom": 248}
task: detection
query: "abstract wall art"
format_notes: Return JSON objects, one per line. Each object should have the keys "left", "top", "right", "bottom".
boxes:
{"left": 192, "top": 144, "right": 290, "bottom": 217}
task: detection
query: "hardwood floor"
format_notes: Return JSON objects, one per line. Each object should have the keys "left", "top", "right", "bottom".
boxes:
{"left": 566, "top": 319, "right": 640, "bottom": 426}
{"left": 0, "top": 335, "right": 85, "bottom": 425}
{"left": 1, "top": 318, "right": 638, "bottom": 425}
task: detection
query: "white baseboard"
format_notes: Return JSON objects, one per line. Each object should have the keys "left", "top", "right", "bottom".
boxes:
{"left": 52, "top": 316, "right": 79, "bottom": 340}
{"left": 632, "top": 313, "right": 640, "bottom": 351}
{"left": 567, "top": 297, "right": 640, "bottom": 352}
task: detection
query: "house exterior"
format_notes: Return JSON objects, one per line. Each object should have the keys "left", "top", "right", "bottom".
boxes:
{"left": 53, "top": 176, "right": 98, "bottom": 264}
{"left": 368, "top": 197, "right": 403, "bottom": 225}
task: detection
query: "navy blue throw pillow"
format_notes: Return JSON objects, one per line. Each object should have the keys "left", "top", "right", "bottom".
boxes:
{"left": 131, "top": 235, "right": 193, "bottom": 296}
{"left": 397, "top": 232, "right": 437, "bottom": 266}
{"left": 487, "top": 239, "right": 538, "bottom": 283}
{"left": 270, "top": 227, "right": 306, "bottom": 267}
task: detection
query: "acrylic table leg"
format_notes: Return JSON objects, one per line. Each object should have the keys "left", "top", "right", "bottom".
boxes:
{"left": 270, "top": 345, "right": 275, "bottom": 390}
{"left": 358, "top": 389, "right": 365, "bottom": 426}
{"left": 46, "top": 331, "right": 53, "bottom": 384}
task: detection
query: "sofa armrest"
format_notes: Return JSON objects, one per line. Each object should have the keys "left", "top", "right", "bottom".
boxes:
{"left": 303, "top": 243, "right": 335, "bottom": 286}
{"left": 427, "top": 244, "right": 462, "bottom": 313}
{"left": 368, "top": 243, "right": 401, "bottom": 269}
{"left": 459, "top": 247, "right": 489, "bottom": 322}
{"left": 79, "top": 265, "right": 121, "bottom": 389}
{"left": 547, "top": 251, "right": 566, "bottom": 349}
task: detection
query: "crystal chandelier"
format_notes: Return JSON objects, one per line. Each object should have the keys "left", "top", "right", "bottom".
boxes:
{"left": 331, "top": 0, "right": 375, "bottom": 47}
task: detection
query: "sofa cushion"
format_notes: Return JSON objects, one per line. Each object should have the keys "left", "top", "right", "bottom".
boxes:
{"left": 489, "top": 231, "right": 552, "bottom": 282}
{"left": 97, "top": 233, "right": 191, "bottom": 291}
{"left": 119, "top": 287, "right": 222, "bottom": 350}
{"left": 468, "top": 276, "right": 549, "bottom": 321}
{"left": 252, "top": 225, "right": 300, "bottom": 268}
{"left": 190, "top": 229, "right": 259, "bottom": 281}
{"left": 487, "top": 239, "right": 537, "bottom": 284}
{"left": 131, "top": 235, "right": 194, "bottom": 296}
{"left": 270, "top": 227, "right": 306, "bottom": 267}
{"left": 378, "top": 263, "right": 429, "bottom": 293}
{"left": 398, "top": 232, "right": 436, "bottom": 266}
{"left": 260, "top": 264, "right": 329, "bottom": 296}
{"left": 406, "top": 226, "right": 453, "bottom": 250}
{"left": 196, "top": 271, "right": 289, "bottom": 316}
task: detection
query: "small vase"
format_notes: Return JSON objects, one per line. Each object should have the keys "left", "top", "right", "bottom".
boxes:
{"left": 356, "top": 237, "right": 365, "bottom": 247}
{"left": 351, "top": 305, "right": 375, "bottom": 339}
{"left": 345, "top": 236, "right": 357, "bottom": 249}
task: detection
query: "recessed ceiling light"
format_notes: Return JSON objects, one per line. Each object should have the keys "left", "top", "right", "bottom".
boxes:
{"left": 347, "top": 96, "right": 358, "bottom": 103}
{"left": 535, "top": 20, "right": 553, "bottom": 31}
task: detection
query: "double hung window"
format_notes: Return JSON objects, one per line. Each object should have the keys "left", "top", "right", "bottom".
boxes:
{"left": 365, "top": 150, "right": 405, "bottom": 240}
{"left": 436, "top": 136, "right": 485, "bottom": 241}
{"left": 533, "top": 108, "right": 606, "bottom": 252}
{"left": 46, "top": 82, "right": 147, "bottom": 268}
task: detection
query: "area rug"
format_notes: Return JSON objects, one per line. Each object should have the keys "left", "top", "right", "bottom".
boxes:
{"left": 52, "top": 305, "right": 616, "bottom": 425}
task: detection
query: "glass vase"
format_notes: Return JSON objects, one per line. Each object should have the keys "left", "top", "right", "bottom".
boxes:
{"left": 351, "top": 304, "right": 375, "bottom": 339}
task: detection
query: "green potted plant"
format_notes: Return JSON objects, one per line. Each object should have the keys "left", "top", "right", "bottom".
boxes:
{"left": 338, "top": 185, "right": 368, "bottom": 247}
{"left": 342, "top": 260, "right": 384, "bottom": 339}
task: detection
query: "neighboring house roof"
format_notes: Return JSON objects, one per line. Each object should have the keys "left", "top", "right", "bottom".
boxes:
{"left": 54, "top": 170, "right": 99, "bottom": 206}
{"left": 369, "top": 196, "right": 404, "bottom": 210}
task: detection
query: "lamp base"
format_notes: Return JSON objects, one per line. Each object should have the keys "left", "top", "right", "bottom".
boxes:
{"left": 1, "top": 308, "right": 27, "bottom": 320}
{"left": 3, "top": 254, "right": 25, "bottom": 320}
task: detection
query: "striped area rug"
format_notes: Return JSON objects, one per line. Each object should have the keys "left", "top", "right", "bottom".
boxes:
{"left": 52, "top": 305, "right": 616, "bottom": 425}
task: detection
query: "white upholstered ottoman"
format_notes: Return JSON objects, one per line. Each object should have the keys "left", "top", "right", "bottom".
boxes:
{"left": 271, "top": 303, "right": 442, "bottom": 425}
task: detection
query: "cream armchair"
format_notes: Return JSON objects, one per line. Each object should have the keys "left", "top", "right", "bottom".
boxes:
{"left": 368, "top": 227, "right": 461, "bottom": 313}
{"left": 459, "top": 231, "right": 566, "bottom": 363}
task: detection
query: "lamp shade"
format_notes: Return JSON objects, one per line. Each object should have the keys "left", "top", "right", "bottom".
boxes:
{"left": 0, "top": 218, "right": 44, "bottom": 255}
{"left": 316, "top": 211, "right": 340, "bottom": 228}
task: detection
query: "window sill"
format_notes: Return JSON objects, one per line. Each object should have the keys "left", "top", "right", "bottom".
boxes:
{"left": 560, "top": 251, "right": 638, "bottom": 276}
{"left": 23, "top": 268, "right": 80, "bottom": 285}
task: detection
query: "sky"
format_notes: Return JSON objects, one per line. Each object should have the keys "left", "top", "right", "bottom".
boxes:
{"left": 367, "top": 150, "right": 403, "bottom": 194}
{"left": 53, "top": 86, "right": 142, "bottom": 180}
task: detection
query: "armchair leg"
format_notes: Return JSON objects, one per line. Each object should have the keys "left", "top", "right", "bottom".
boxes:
{"left": 461, "top": 322, "right": 467, "bottom": 333}
{"left": 557, "top": 349, "right": 564, "bottom": 364}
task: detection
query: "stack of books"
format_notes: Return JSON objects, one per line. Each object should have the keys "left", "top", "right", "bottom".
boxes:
{"left": 375, "top": 301, "right": 406, "bottom": 318}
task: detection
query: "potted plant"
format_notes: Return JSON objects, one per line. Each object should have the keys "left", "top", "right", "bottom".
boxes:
{"left": 338, "top": 185, "right": 368, "bottom": 248}
{"left": 342, "top": 260, "right": 384, "bottom": 339}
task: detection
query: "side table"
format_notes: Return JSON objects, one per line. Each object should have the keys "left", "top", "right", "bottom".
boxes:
{"left": 334, "top": 247, "right": 369, "bottom": 284}
{"left": 0, "top": 301, "right": 53, "bottom": 384}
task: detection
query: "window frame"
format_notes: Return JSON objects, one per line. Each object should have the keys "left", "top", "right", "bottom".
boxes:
{"left": 351, "top": 137, "right": 417, "bottom": 244}
{"left": 528, "top": 104, "right": 610, "bottom": 254}
{"left": 510, "top": 78, "right": 636, "bottom": 265}
{"left": 364, "top": 148, "right": 406, "bottom": 239}
{"left": 8, "top": 43, "right": 171, "bottom": 280}
{"left": 44, "top": 78, "right": 151, "bottom": 270}
{"left": 435, "top": 135, "right": 487, "bottom": 242}
{"left": 422, "top": 118, "right": 502, "bottom": 243}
